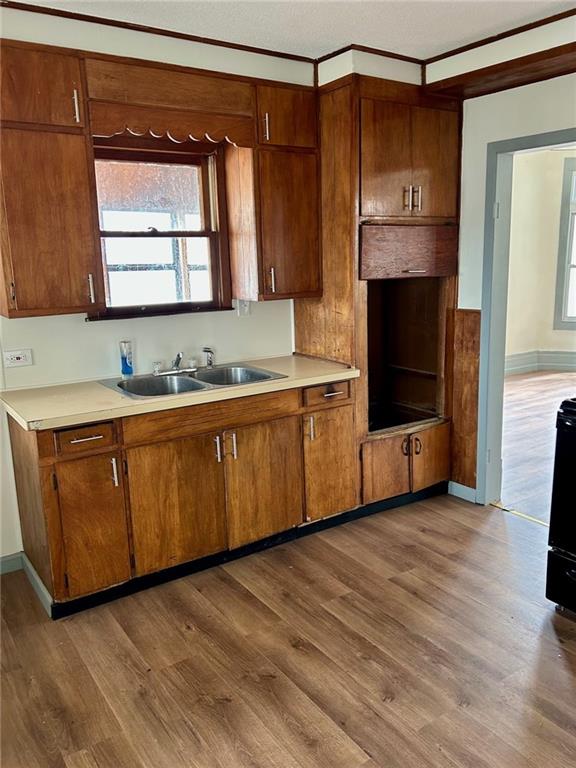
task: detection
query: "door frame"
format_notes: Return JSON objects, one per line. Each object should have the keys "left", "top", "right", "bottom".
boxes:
{"left": 476, "top": 127, "right": 576, "bottom": 505}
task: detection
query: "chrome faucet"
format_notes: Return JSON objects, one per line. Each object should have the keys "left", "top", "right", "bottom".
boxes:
{"left": 153, "top": 352, "right": 197, "bottom": 377}
{"left": 203, "top": 346, "right": 215, "bottom": 368}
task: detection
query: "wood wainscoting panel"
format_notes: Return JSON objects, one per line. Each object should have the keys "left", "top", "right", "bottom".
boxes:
{"left": 450, "top": 309, "right": 481, "bottom": 489}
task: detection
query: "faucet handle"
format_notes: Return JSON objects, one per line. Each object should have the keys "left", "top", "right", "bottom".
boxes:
{"left": 171, "top": 352, "right": 183, "bottom": 369}
{"left": 202, "top": 346, "right": 215, "bottom": 367}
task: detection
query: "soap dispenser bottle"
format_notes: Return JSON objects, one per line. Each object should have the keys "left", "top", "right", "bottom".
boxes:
{"left": 119, "top": 340, "right": 134, "bottom": 377}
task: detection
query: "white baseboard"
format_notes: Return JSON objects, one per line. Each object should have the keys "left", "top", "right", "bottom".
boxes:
{"left": 448, "top": 481, "right": 478, "bottom": 503}
{"left": 0, "top": 551, "right": 23, "bottom": 575}
{"left": 505, "top": 349, "right": 576, "bottom": 376}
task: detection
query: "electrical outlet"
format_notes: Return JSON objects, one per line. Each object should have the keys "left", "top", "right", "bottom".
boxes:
{"left": 3, "top": 349, "right": 33, "bottom": 367}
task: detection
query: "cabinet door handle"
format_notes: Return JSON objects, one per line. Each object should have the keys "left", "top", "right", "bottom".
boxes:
{"left": 401, "top": 436, "right": 410, "bottom": 456}
{"left": 413, "top": 185, "right": 422, "bottom": 212}
{"left": 230, "top": 432, "right": 238, "bottom": 460}
{"left": 111, "top": 457, "right": 119, "bottom": 487}
{"left": 402, "top": 269, "right": 427, "bottom": 274}
{"left": 214, "top": 435, "right": 222, "bottom": 463}
{"left": 414, "top": 437, "right": 422, "bottom": 455}
{"left": 269, "top": 266, "right": 276, "bottom": 294}
{"left": 72, "top": 88, "right": 81, "bottom": 123}
{"left": 69, "top": 434, "right": 104, "bottom": 444}
{"left": 263, "top": 111, "right": 270, "bottom": 141}
{"left": 87, "top": 273, "right": 96, "bottom": 303}
{"left": 404, "top": 185, "right": 414, "bottom": 211}
{"left": 309, "top": 415, "right": 315, "bottom": 441}
{"left": 323, "top": 391, "right": 345, "bottom": 398}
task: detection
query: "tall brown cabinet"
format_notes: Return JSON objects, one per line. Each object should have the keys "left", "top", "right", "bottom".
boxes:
{"left": 295, "top": 75, "right": 461, "bottom": 504}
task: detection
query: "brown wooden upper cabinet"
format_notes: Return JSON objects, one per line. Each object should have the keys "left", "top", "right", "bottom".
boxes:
{"left": 1, "top": 45, "right": 84, "bottom": 127}
{"left": 226, "top": 146, "right": 321, "bottom": 301}
{"left": 0, "top": 128, "right": 103, "bottom": 316}
{"left": 256, "top": 85, "right": 317, "bottom": 147}
{"left": 360, "top": 98, "right": 459, "bottom": 219}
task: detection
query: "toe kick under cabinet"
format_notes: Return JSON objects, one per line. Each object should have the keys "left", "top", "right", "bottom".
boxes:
{"left": 8, "top": 384, "right": 358, "bottom": 604}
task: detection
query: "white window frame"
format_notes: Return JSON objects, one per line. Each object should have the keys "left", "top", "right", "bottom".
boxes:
{"left": 554, "top": 158, "right": 576, "bottom": 329}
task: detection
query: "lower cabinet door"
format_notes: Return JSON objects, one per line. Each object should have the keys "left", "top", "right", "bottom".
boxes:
{"left": 303, "top": 405, "right": 358, "bottom": 521}
{"left": 127, "top": 434, "right": 227, "bottom": 575}
{"left": 361, "top": 434, "right": 411, "bottom": 504}
{"left": 57, "top": 452, "right": 131, "bottom": 597}
{"left": 225, "top": 416, "right": 304, "bottom": 548}
{"left": 411, "top": 422, "right": 451, "bottom": 492}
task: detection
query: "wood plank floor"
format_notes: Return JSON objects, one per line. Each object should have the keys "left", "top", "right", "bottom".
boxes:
{"left": 501, "top": 371, "right": 576, "bottom": 524}
{"left": 2, "top": 495, "right": 576, "bottom": 768}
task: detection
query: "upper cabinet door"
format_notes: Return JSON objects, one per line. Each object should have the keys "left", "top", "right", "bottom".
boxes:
{"left": 257, "top": 85, "right": 317, "bottom": 147}
{"left": 411, "top": 107, "right": 459, "bottom": 218}
{"left": 1, "top": 128, "right": 101, "bottom": 314}
{"left": 258, "top": 149, "right": 320, "bottom": 298}
{"left": 1, "top": 46, "right": 84, "bottom": 127}
{"left": 360, "top": 99, "right": 412, "bottom": 217}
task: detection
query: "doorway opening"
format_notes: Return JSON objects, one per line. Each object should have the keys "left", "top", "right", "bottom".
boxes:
{"left": 478, "top": 130, "right": 576, "bottom": 525}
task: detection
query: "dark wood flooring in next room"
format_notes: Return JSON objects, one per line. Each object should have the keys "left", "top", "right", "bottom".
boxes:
{"left": 3, "top": 495, "right": 576, "bottom": 768}
{"left": 501, "top": 371, "right": 576, "bottom": 524}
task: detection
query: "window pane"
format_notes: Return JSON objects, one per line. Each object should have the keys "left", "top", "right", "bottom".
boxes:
{"left": 108, "top": 270, "right": 177, "bottom": 306}
{"left": 187, "top": 238, "right": 212, "bottom": 302}
{"left": 103, "top": 237, "right": 213, "bottom": 306}
{"left": 566, "top": 267, "right": 576, "bottom": 319}
{"left": 102, "top": 236, "right": 174, "bottom": 266}
{"left": 95, "top": 160, "right": 203, "bottom": 231}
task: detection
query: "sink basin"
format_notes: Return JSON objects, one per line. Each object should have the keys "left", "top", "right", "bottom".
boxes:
{"left": 115, "top": 375, "right": 208, "bottom": 398}
{"left": 193, "top": 365, "right": 283, "bottom": 386}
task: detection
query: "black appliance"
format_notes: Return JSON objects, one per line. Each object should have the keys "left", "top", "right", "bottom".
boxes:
{"left": 546, "top": 397, "right": 576, "bottom": 613}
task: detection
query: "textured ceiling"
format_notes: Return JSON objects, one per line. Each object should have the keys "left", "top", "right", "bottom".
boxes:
{"left": 11, "top": 0, "right": 576, "bottom": 59}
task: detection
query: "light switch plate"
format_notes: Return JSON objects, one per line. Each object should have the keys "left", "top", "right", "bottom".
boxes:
{"left": 3, "top": 348, "right": 33, "bottom": 367}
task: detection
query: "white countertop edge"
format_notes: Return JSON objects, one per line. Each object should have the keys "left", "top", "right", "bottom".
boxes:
{"left": 1, "top": 356, "right": 360, "bottom": 431}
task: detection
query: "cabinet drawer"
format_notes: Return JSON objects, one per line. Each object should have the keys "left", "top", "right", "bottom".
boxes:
{"left": 303, "top": 381, "right": 351, "bottom": 408}
{"left": 360, "top": 225, "right": 458, "bottom": 279}
{"left": 55, "top": 422, "right": 116, "bottom": 456}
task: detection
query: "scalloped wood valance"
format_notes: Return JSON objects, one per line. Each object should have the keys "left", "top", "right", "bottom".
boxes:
{"left": 89, "top": 102, "right": 256, "bottom": 148}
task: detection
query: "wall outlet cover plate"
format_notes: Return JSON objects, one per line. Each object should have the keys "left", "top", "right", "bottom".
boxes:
{"left": 3, "top": 349, "right": 33, "bottom": 367}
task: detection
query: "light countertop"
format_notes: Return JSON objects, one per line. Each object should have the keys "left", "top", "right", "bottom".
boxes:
{"left": 0, "top": 355, "right": 360, "bottom": 431}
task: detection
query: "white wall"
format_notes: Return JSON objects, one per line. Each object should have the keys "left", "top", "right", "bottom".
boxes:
{"left": 506, "top": 149, "right": 576, "bottom": 357}
{"left": 459, "top": 72, "right": 576, "bottom": 310}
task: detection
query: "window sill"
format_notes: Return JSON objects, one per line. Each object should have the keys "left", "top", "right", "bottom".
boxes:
{"left": 86, "top": 304, "right": 234, "bottom": 321}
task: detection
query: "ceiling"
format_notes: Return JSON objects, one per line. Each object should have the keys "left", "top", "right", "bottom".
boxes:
{"left": 12, "top": 0, "right": 576, "bottom": 60}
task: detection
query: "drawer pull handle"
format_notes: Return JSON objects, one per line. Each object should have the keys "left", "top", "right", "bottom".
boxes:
{"left": 402, "top": 269, "right": 427, "bottom": 274}
{"left": 323, "top": 391, "right": 345, "bottom": 398}
{"left": 69, "top": 434, "right": 104, "bottom": 444}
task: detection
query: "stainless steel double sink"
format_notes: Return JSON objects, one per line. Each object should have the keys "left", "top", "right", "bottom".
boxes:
{"left": 100, "top": 365, "right": 286, "bottom": 399}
